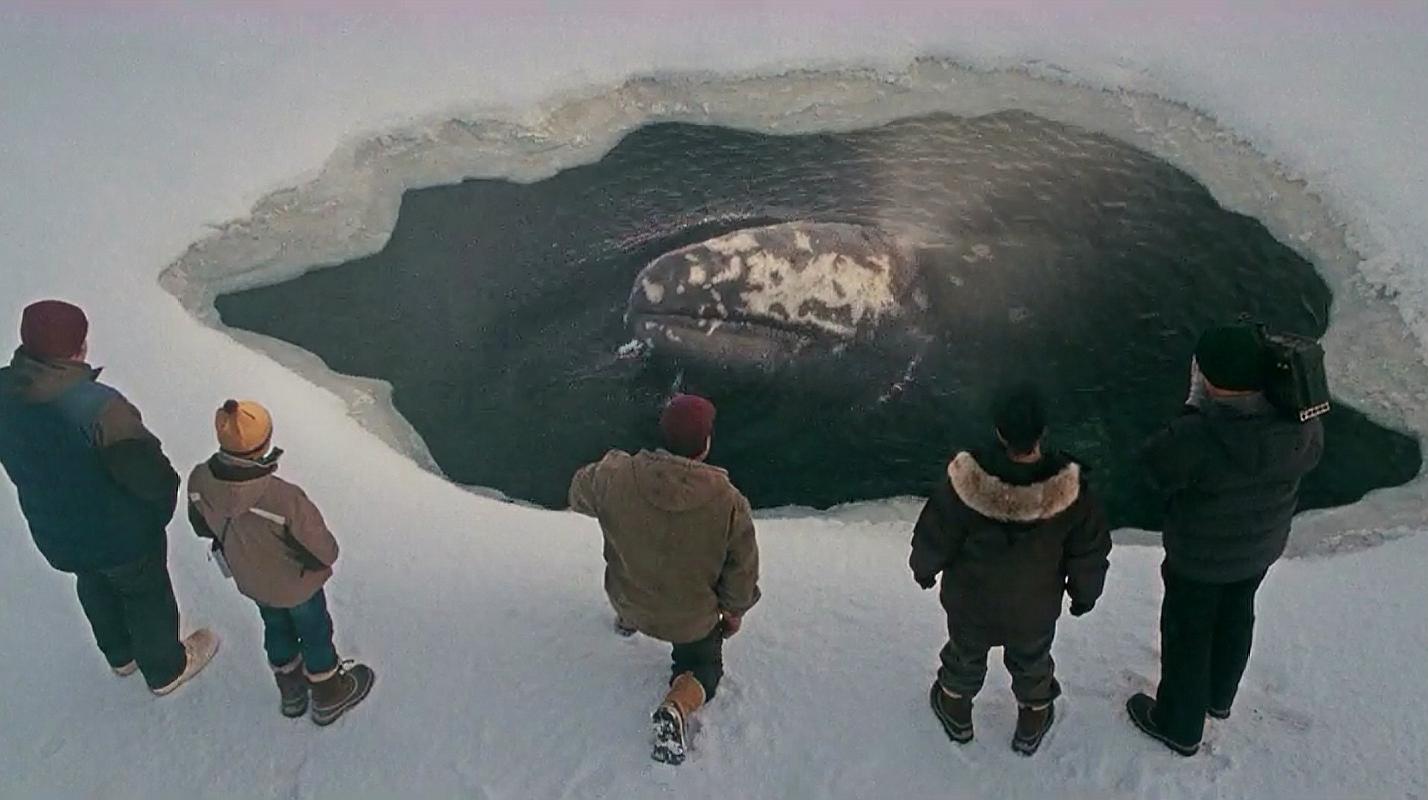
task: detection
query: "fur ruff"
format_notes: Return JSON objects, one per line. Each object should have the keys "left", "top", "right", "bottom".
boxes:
{"left": 947, "top": 452, "right": 1081, "bottom": 523}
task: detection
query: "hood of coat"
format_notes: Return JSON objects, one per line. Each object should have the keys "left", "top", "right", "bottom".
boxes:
{"left": 947, "top": 450, "right": 1082, "bottom": 523}
{"left": 1199, "top": 394, "right": 1316, "bottom": 477}
{"left": 2, "top": 349, "right": 98, "bottom": 404}
{"left": 630, "top": 449, "right": 731, "bottom": 513}
{"left": 191, "top": 453, "right": 279, "bottom": 519}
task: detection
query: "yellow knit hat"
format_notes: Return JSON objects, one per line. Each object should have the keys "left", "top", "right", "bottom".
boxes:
{"left": 215, "top": 399, "right": 273, "bottom": 456}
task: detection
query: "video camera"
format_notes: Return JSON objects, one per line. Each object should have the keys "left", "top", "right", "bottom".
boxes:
{"left": 1252, "top": 325, "right": 1331, "bottom": 423}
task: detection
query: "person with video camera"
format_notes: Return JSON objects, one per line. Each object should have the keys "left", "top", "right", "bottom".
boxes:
{"left": 1127, "top": 325, "right": 1324, "bottom": 756}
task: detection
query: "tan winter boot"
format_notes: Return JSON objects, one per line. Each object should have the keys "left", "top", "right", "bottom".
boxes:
{"left": 308, "top": 661, "right": 375, "bottom": 726}
{"left": 651, "top": 672, "right": 706, "bottom": 765}
{"left": 273, "top": 657, "right": 309, "bottom": 718}
{"left": 151, "top": 629, "right": 220, "bottom": 697}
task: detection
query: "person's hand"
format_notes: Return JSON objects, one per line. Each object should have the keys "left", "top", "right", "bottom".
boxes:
{"left": 915, "top": 573, "right": 937, "bottom": 590}
{"left": 719, "top": 611, "right": 743, "bottom": 638}
{"left": 1070, "top": 600, "right": 1095, "bottom": 617}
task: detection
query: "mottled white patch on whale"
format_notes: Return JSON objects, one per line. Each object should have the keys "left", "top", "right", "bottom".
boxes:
{"left": 704, "top": 231, "right": 761, "bottom": 256}
{"left": 794, "top": 230, "right": 814, "bottom": 252}
{"left": 641, "top": 279, "right": 665, "bottom": 304}
{"left": 713, "top": 256, "right": 745, "bottom": 284}
{"left": 737, "top": 246, "right": 899, "bottom": 336}
{"left": 687, "top": 265, "right": 707, "bottom": 285}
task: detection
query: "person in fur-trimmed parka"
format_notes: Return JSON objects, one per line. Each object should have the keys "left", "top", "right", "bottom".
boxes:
{"left": 910, "top": 383, "right": 1111, "bottom": 756}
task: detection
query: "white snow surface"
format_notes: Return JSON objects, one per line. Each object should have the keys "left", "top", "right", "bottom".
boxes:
{"left": 2, "top": 2, "right": 1427, "bottom": 798}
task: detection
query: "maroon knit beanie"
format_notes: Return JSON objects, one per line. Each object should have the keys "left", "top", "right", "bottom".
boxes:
{"left": 660, "top": 394, "right": 716, "bottom": 458}
{"left": 20, "top": 300, "right": 89, "bottom": 361}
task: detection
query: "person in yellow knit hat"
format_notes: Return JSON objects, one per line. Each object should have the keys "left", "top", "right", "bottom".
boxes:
{"left": 186, "top": 399, "right": 375, "bottom": 725}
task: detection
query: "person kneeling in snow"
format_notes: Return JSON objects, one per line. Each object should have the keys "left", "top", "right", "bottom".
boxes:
{"left": 568, "top": 393, "right": 761, "bottom": 766}
{"left": 186, "top": 400, "right": 374, "bottom": 726}
{"left": 0, "top": 300, "right": 217, "bottom": 695}
{"left": 910, "top": 383, "right": 1112, "bottom": 756}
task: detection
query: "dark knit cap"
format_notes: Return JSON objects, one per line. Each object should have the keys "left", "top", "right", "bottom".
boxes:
{"left": 660, "top": 394, "right": 716, "bottom": 458}
{"left": 1195, "top": 326, "right": 1265, "bottom": 391}
{"left": 20, "top": 300, "right": 89, "bottom": 361}
{"left": 992, "top": 382, "right": 1047, "bottom": 454}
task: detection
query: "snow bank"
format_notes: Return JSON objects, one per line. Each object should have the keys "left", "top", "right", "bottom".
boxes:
{"left": 2, "top": 2, "right": 1426, "bottom": 798}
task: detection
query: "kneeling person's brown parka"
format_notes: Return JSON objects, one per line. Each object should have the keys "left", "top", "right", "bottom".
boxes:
{"left": 569, "top": 449, "right": 760, "bottom": 645}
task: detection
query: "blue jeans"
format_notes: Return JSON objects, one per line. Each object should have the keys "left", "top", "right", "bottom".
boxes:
{"left": 257, "top": 589, "right": 338, "bottom": 674}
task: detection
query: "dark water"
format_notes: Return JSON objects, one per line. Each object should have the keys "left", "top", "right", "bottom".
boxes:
{"left": 216, "top": 111, "right": 1421, "bottom": 527}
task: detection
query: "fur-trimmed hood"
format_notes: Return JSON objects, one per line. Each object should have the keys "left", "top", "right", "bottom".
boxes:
{"left": 947, "top": 451, "right": 1081, "bottom": 523}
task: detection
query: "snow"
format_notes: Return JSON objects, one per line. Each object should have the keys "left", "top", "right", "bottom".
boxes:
{"left": 2, "top": 2, "right": 1427, "bottom": 798}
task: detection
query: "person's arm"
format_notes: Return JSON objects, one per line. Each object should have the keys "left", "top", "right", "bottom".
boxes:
{"left": 287, "top": 489, "right": 339, "bottom": 569}
{"left": 94, "top": 396, "right": 181, "bottom": 523}
{"left": 909, "top": 485, "right": 965, "bottom": 589}
{"left": 1063, "top": 487, "right": 1112, "bottom": 615}
{"left": 187, "top": 498, "right": 217, "bottom": 540}
{"left": 1140, "top": 418, "right": 1199, "bottom": 495}
{"left": 568, "top": 459, "right": 606, "bottom": 517}
{"left": 716, "top": 493, "right": 761, "bottom": 623}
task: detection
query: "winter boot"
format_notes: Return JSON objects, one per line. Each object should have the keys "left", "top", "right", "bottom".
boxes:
{"left": 929, "top": 682, "right": 974, "bottom": 744}
{"left": 308, "top": 661, "right": 375, "bottom": 726}
{"left": 1012, "top": 702, "right": 1055, "bottom": 756}
{"left": 1126, "top": 693, "right": 1200, "bottom": 756}
{"left": 614, "top": 617, "right": 638, "bottom": 638}
{"left": 652, "top": 671, "right": 706, "bottom": 765}
{"left": 273, "top": 657, "right": 309, "bottom": 718}
{"left": 111, "top": 660, "right": 138, "bottom": 678}
{"left": 152, "top": 628, "right": 220, "bottom": 697}
{"left": 1207, "top": 706, "right": 1231, "bottom": 721}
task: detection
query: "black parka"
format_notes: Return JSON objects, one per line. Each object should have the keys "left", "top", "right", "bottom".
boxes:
{"left": 910, "top": 449, "right": 1112, "bottom": 644}
{"left": 1142, "top": 394, "right": 1324, "bottom": 584}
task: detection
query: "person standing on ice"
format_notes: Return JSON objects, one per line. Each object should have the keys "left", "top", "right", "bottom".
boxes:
{"left": 1127, "top": 327, "right": 1323, "bottom": 756}
{"left": 910, "top": 382, "right": 1111, "bottom": 756}
{"left": 0, "top": 300, "right": 218, "bottom": 694}
{"left": 568, "top": 393, "right": 761, "bottom": 766}
{"left": 186, "top": 399, "right": 375, "bottom": 726}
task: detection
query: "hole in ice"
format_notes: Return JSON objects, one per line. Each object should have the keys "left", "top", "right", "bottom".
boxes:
{"left": 213, "top": 111, "right": 1421, "bottom": 527}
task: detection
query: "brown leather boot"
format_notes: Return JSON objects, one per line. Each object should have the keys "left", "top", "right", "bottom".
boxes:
{"left": 273, "top": 657, "right": 308, "bottom": 718}
{"left": 308, "top": 661, "right": 376, "bottom": 726}
{"left": 652, "top": 672, "right": 706, "bottom": 765}
{"left": 1012, "top": 702, "right": 1056, "bottom": 756}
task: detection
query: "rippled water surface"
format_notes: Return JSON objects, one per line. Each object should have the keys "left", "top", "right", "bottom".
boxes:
{"left": 215, "top": 112, "right": 1421, "bottom": 526}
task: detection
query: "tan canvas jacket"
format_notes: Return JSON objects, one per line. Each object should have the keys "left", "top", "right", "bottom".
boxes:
{"left": 570, "top": 449, "right": 760, "bottom": 644}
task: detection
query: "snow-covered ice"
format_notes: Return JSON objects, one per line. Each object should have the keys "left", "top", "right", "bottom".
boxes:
{"left": 2, "top": 3, "right": 1426, "bottom": 798}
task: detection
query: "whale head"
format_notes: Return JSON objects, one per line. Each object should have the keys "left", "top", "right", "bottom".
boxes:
{"left": 626, "top": 222, "right": 929, "bottom": 369}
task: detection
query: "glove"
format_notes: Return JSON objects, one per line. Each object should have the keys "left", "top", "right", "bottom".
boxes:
{"left": 915, "top": 573, "right": 937, "bottom": 590}
{"left": 719, "top": 612, "right": 743, "bottom": 639}
{"left": 1070, "top": 600, "right": 1095, "bottom": 617}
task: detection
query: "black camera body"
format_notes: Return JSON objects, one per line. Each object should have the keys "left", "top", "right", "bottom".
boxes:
{"left": 1255, "top": 326, "right": 1331, "bottom": 422}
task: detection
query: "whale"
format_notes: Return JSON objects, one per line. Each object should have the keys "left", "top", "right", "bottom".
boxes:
{"left": 626, "top": 222, "right": 931, "bottom": 371}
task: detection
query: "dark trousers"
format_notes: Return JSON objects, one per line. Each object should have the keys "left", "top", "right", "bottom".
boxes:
{"left": 74, "top": 548, "right": 186, "bottom": 690}
{"left": 257, "top": 589, "right": 338, "bottom": 675}
{"left": 671, "top": 625, "right": 725, "bottom": 700}
{"left": 938, "top": 624, "right": 1061, "bottom": 708}
{"left": 1154, "top": 563, "right": 1268, "bottom": 747}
